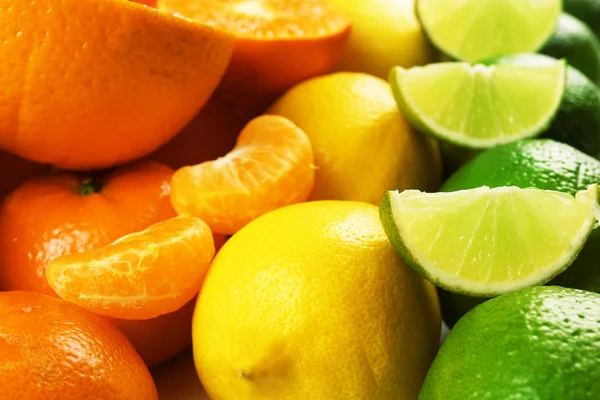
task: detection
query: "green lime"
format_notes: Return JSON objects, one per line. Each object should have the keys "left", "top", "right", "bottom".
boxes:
{"left": 486, "top": 53, "right": 600, "bottom": 159}
{"left": 380, "top": 184, "right": 599, "bottom": 297}
{"left": 416, "top": 0, "right": 561, "bottom": 62}
{"left": 420, "top": 286, "right": 600, "bottom": 400}
{"left": 564, "top": 0, "right": 600, "bottom": 38}
{"left": 388, "top": 60, "right": 566, "bottom": 149}
{"left": 443, "top": 139, "right": 600, "bottom": 193}
{"left": 440, "top": 139, "right": 600, "bottom": 326}
{"left": 541, "top": 13, "right": 600, "bottom": 86}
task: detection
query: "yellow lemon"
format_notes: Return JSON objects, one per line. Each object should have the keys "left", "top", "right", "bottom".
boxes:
{"left": 193, "top": 201, "right": 441, "bottom": 400}
{"left": 268, "top": 72, "right": 441, "bottom": 205}
{"left": 328, "top": 0, "right": 437, "bottom": 78}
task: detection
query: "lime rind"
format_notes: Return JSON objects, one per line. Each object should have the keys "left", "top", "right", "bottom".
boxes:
{"left": 380, "top": 184, "right": 599, "bottom": 297}
{"left": 416, "top": 0, "right": 562, "bottom": 62}
{"left": 389, "top": 60, "right": 567, "bottom": 149}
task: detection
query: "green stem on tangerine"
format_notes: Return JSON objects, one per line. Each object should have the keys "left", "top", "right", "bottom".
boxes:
{"left": 78, "top": 178, "right": 103, "bottom": 196}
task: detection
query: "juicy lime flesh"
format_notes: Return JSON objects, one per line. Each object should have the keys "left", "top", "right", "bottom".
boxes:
{"left": 417, "top": 0, "right": 562, "bottom": 62}
{"left": 387, "top": 186, "right": 598, "bottom": 295}
{"left": 390, "top": 62, "right": 566, "bottom": 147}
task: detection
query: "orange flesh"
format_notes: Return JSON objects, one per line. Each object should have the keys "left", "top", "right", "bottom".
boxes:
{"left": 170, "top": 115, "right": 315, "bottom": 235}
{"left": 46, "top": 215, "right": 215, "bottom": 320}
{"left": 166, "top": 0, "right": 349, "bottom": 38}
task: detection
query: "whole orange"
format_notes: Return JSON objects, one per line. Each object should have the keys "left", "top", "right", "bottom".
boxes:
{"left": 0, "top": 0, "right": 234, "bottom": 169}
{"left": 0, "top": 291, "right": 158, "bottom": 400}
{"left": 0, "top": 160, "right": 211, "bottom": 366}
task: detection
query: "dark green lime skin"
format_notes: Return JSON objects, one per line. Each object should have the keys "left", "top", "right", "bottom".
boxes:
{"left": 564, "top": 0, "right": 600, "bottom": 38}
{"left": 489, "top": 53, "right": 600, "bottom": 159}
{"left": 420, "top": 286, "right": 600, "bottom": 400}
{"left": 541, "top": 13, "right": 600, "bottom": 86}
{"left": 443, "top": 139, "right": 600, "bottom": 193}
{"left": 440, "top": 139, "right": 600, "bottom": 326}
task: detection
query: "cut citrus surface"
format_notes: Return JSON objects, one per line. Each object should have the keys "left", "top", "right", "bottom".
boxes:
{"left": 170, "top": 115, "right": 315, "bottom": 235}
{"left": 416, "top": 0, "right": 561, "bottom": 62}
{"left": 380, "top": 185, "right": 600, "bottom": 297}
{"left": 389, "top": 61, "right": 566, "bottom": 149}
{"left": 46, "top": 215, "right": 215, "bottom": 320}
{"left": 486, "top": 54, "right": 600, "bottom": 159}
{"left": 157, "top": 0, "right": 350, "bottom": 94}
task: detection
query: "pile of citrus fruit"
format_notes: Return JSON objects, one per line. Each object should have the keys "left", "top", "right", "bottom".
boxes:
{"left": 0, "top": 0, "right": 599, "bottom": 399}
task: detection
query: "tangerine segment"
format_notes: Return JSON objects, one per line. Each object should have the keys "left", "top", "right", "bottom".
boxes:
{"left": 170, "top": 115, "right": 315, "bottom": 235}
{"left": 46, "top": 215, "right": 215, "bottom": 320}
{"left": 158, "top": 0, "right": 350, "bottom": 94}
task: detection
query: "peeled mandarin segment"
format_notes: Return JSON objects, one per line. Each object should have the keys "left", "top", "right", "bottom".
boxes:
{"left": 157, "top": 0, "right": 350, "bottom": 94}
{"left": 170, "top": 115, "right": 315, "bottom": 235}
{"left": 0, "top": 0, "right": 234, "bottom": 169}
{"left": 46, "top": 215, "right": 215, "bottom": 320}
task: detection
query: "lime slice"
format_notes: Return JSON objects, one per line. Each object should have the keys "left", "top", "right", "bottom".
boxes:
{"left": 380, "top": 185, "right": 600, "bottom": 296}
{"left": 389, "top": 61, "right": 566, "bottom": 149}
{"left": 416, "top": 0, "right": 562, "bottom": 62}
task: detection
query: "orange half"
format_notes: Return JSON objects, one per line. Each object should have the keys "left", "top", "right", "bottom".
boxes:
{"left": 158, "top": 0, "right": 351, "bottom": 94}
{"left": 46, "top": 215, "right": 215, "bottom": 320}
{"left": 170, "top": 115, "right": 315, "bottom": 235}
{"left": 0, "top": 0, "right": 234, "bottom": 169}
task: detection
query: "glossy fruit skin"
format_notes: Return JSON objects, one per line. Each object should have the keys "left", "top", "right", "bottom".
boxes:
{"left": 420, "top": 286, "right": 600, "bottom": 400}
{"left": 439, "top": 139, "right": 600, "bottom": 326}
{"left": 0, "top": 291, "right": 158, "bottom": 400}
{"left": 543, "top": 65, "right": 600, "bottom": 158}
{"left": 0, "top": 161, "right": 196, "bottom": 366}
{"left": 564, "top": 0, "right": 600, "bottom": 38}
{"left": 443, "top": 139, "right": 600, "bottom": 194}
{"left": 329, "top": 0, "right": 437, "bottom": 78}
{"left": 0, "top": 0, "right": 234, "bottom": 169}
{"left": 268, "top": 72, "right": 441, "bottom": 204}
{"left": 193, "top": 201, "right": 441, "bottom": 400}
{"left": 541, "top": 13, "right": 600, "bottom": 86}
{"left": 0, "top": 161, "right": 176, "bottom": 294}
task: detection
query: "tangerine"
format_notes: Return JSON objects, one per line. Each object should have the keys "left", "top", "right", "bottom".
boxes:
{"left": 0, "top": 291, "right": 158, "bottom": 400}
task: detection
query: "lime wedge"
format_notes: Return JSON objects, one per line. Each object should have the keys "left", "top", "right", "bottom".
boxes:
{"left": 380, "top": 185, "right": 600, "bottom": 296}
{"left": 389, "top": 61, "right": 566, "bottom": 149}
{"left": 416, "top": 0, "right": 562, "bottom": 62}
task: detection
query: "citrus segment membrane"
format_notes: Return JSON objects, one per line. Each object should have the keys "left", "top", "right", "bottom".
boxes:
{"left": 170, "top": 115, "right": 315, "bottom": 235}
{"left": 380, "top": 185, "right": 599, "bottom": 296}
{"left": 389, "top": 61, "right": 566, "bottom": 149}
{"left": 46, "top": 215, "right": 215, "bottom": 320}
